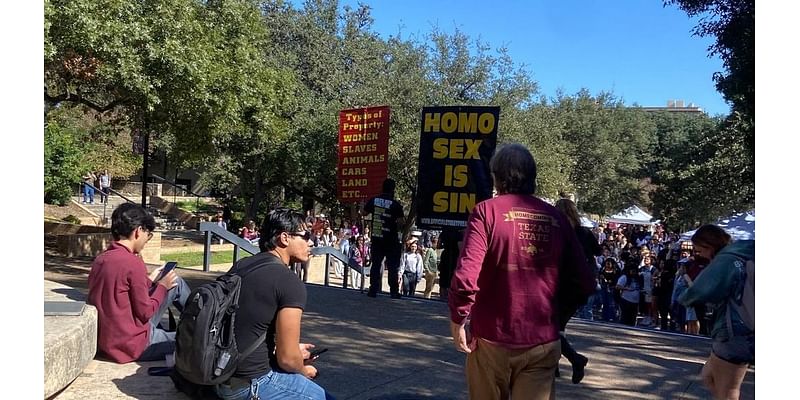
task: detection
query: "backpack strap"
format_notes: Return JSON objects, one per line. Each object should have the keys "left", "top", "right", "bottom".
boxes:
{"left": 229, "top": 252, "right": 274, "bottom": 364}
{"left": 239, "top": 331, "right": 267, "bottom": 362}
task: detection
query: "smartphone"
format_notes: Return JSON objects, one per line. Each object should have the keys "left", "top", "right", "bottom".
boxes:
{"left": 309, "top": 348, "right": 328, "bottom": 359}
{"left": 147, "top": 366, "right": 173, "bottom": 376}
{"left": 153, "top": 261, "right": 178, "bottom": 284}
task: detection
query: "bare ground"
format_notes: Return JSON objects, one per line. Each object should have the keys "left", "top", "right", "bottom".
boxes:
{"left": 45, "top": 202, "right": 94, "bottom": 221}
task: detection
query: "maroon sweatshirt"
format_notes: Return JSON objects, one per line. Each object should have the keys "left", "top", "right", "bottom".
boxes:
{"left": 87, "top": 242, "right": 167, "bottom": 363}
{"left": 448, "top": 194, "right": 595, "bottom": 348}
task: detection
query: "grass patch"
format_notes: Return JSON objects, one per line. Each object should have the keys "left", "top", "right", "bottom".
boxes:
{"left": 175, "top": 200, "right": 219, "bottom": 214}
{"left": 161, "top": 250, "right": 252, "bottom": 267}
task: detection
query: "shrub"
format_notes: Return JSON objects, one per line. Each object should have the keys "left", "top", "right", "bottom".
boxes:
{"left": 62, "top": 215, "right": 82, "bottom": 225}
{"left": 44, "top": 122, "right": 85, "bottom": 205}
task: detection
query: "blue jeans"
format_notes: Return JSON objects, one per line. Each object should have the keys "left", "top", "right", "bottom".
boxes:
{"left": 600, "top": 287, "right": 618, "bottom": 322}
{"left": 83, "top": 183, "right": 94, "bottom": 203}
{"left": 216, "top": 370, "right": 334, "bottom": 400}
{"left": 578, "top": 289, "right": 598, "bottom": 319}
{"left": 138, "top": 276, "right": 191, "bottom": 361}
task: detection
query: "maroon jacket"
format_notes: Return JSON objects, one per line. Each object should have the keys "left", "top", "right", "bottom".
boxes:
{"left": 88, "top": 242, "right": 167, "bottom": 363}
{"left": 448, "top": 194, "right": 595, "bottom": 348}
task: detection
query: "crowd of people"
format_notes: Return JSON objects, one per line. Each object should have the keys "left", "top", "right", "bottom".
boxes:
{"left": 83, "top": 144, "right": 753, "bottom": 400}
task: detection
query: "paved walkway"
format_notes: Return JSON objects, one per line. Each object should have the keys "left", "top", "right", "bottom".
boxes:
{"left": 44, "top": 250, "right": 755, "bottom": 399}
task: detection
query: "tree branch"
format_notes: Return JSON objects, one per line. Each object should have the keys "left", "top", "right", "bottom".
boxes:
{"left": 283, "top": 184, "right": 328, "bottom": 205}
{"left": 45, "top": 89, "right": 127, "bottom": 113}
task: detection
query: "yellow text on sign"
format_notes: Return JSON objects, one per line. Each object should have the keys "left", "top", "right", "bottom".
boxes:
{"left": 423, "top": 112, "right": 496, "bottom": 134}
{"left": 443, "top": 165, "right": 468, "bottom": 187}
{"left": 433, "top": 192, "right": 476, "bottom": 213}
{"left": 432, "top": 138, "right": 482, "bottom": 159}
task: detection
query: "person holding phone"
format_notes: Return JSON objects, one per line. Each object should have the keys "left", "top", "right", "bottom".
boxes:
{"left": 216, "top": 208, "right": 334, "bottom": 400}
{"left": 88, "top": 203, "right": 191, "bottom": 363}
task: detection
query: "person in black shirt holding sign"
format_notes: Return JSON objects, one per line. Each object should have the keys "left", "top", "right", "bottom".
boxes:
{"left": 363, "top": 178, "right": 405, "bottom": 298}
{"left": 216, "top": 208, "right": 333, "bottom": 400}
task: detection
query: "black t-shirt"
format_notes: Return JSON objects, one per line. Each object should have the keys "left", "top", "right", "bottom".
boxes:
{"left": 600, "top": 267, "right": 620, "bottom": 287}
{"left": 364, "top": 194, "right": 404, "bottom": 243}
{"left": 575, "top": 226, "right": 602, "bottom": 266}
{"left": 229, "top": 252, "right": 306, "bottom": 379}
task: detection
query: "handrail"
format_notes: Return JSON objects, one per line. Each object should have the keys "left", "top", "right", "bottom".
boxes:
{"left": 78, "top": 181, "right": 136, "bottom": 204}
{"left": 151, "top": 174, "right": 205, "bottom": 201}
{"left": 311, "top": 246, "right": 369, "bottom": 290}
{"left": 195, "top": 224, "right": 369, "bottom": 290}
{"left": 198, "top": 222, "right": 259, "bottom": 272}
{"left": 107, "top": 187, "right": 136, "bottom": 204}
{"left": 77, "top": 181, "right": 138, "bottom": 223}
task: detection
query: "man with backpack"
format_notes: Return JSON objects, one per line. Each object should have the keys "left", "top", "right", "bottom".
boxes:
{"left": 680, "top": 225, "right": 754, "bottom": 400}
{"left": 183, "top": 208, "right": 333, "bottom": 400}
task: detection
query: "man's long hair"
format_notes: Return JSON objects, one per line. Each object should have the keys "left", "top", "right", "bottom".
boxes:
{"left": 490, "top": 143, "right": 537, "bottom": 195}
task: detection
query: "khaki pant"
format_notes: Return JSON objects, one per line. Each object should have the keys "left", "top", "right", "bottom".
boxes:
{"left": 423, "top": 271, "right": 437, "bottom": 298}
{"left": 466, "top": 338, "right": 560, "bottom": 400}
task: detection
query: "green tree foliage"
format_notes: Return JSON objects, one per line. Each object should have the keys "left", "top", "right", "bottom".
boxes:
{"left": 546, "top": 91, "right": 656, "bottom": 216}
{"left": 44, "top": 120, "right": 86, "bottom": 205}
{"left": 649, "top": 111, "right": 752, "bottom": 231}
{"left": 43, "top": 0, "right": 753, "bottom": 231}
{"left": 665, "top": 0, "right": 754, "bottom": 125}
{"left": 664, "top": 0, "right": 754, "bottom": 228}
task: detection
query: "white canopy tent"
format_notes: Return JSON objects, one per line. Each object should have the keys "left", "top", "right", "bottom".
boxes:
{"left": 605, "top": 205, "right": 654, "bottom": 225}
{"left": 580, "top": 215, "right": 596, "bottom": 228}
{"left": 680, "top": 210, "right": 755, "bottom": 241}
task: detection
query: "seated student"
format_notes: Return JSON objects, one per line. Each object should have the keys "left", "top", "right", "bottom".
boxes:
{"left": 217, "top": 208, "right": 333, "bottom": 400}
{"left": 88, "top": 203, "right": 191, "bottom": 363}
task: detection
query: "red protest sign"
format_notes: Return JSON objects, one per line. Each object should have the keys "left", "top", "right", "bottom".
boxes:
{"left": 337, "top": 106, "right": 390, "bottom": 203}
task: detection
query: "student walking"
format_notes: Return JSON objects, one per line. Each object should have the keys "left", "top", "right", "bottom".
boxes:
{"left": 448, "top": 144, "right": 595, "bottom": 400}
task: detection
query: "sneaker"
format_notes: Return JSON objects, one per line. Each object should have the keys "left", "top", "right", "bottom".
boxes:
{"left": 390, "top": 293, "right": 402, "bottom": 299}
{"left": 366, "top": 292, "right": 377, "bottom": 298}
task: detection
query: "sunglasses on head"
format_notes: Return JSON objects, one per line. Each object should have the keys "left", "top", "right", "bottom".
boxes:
{"left": 289, "top": 231, "right": 312, "bottom": 241}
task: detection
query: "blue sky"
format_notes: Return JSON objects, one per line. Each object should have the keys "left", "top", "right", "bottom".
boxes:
{"left": 336, "top": 0, "right": 729, "bottom": 116}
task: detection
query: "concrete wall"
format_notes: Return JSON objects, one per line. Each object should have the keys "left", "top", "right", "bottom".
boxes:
{"left": 44, "top": 280, "right": 98, "bottom": 399}
{"left": 45, "top": 221, "right": 109, "bottom": 235}
{"left": 49, "top": 226, "right": 161, "bottom": 264}
{"left": 149, "top": 196, "right": 204, "bottom": 229}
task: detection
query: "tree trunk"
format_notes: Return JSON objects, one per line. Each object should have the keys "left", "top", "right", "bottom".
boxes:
{"left": 246, "top": 170, "right": 266, "bottom": 222}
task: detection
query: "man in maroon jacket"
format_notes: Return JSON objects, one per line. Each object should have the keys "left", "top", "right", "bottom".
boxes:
{"left": 88, "top": 203, "right": 190, "bottom": 363}
{"left": 448, "top": 143, "right": 596, "bottom": 400}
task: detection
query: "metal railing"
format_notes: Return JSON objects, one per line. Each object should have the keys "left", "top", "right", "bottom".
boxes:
{"left": 310, "top": 246, "right": 369, "bottom": 291}
{"left": 198, "top": 222, "right": 259, "bottom": 272}
{"left": 196, "top": 222, "right": 369, "bottom": 290}
{"left": 151, "top": 174, "right": 205, "bottom": 208}
{"left": 76, "top": 182, "right": 136, "bottom": 223}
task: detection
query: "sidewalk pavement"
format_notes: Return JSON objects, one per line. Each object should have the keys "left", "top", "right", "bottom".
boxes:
{"left": 45, "top": 251, "right": 754, "bottom": 399}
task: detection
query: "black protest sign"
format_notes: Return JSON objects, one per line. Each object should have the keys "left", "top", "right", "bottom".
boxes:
{"left": 416, "top": 106, "right": 499, "bottom": 230}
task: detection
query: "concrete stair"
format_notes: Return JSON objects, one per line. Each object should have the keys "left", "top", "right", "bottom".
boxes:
{"left": 71, "top": 196, "right": 188, "bottom": 231}
{"left": 71, "top": 196, "right": 128, "bottom": 226}
{"left": 148, "top": 207, "right": 186, "bottom": 231}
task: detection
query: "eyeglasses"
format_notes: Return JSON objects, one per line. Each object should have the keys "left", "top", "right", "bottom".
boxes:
{"left": 289, "top": 231, "right": 312, "bottom": 241}
{"left": 140, "top": 226, "right": 153, "bottom": 241}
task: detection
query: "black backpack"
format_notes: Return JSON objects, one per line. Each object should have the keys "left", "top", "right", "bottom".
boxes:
{"left": 171, "top": 261, "right": 265, "bottom": 396}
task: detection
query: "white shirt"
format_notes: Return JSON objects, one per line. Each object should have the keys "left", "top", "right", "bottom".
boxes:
{"left": 401, "top": 252, "right": 423, "bottom": 276}
{"left": 617, "top": 275, "right": 640, "bottom": 303}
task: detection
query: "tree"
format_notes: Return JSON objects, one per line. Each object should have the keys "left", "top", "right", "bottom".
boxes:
{"left": 44, "top": 120, "right": 87, "bottom": 205}
{"left": 46, "top": 0, "right": 294, "bottom": 219}
{"left": 665, "top": 0, "right": 755, "bottom": 227}
{"left": 547, "top": 91, "right": 656, "bottom": 216}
